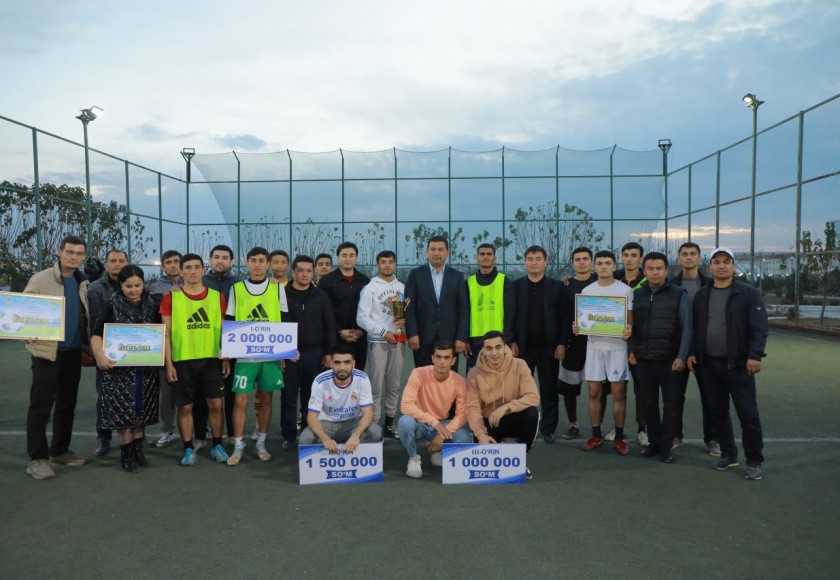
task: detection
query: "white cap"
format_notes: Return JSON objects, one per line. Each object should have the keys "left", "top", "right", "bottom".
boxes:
{"left": 710, "top": 247, "right": 735, "bottom": 260}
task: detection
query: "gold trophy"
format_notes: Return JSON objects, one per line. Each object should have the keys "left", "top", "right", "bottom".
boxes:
{"left": 387, "top": 295, "right": 410, "bottom": 343}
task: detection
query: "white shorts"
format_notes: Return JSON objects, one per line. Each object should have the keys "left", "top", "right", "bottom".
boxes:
{"left": 584, "top": 348, "right": 629, "bottom": 383}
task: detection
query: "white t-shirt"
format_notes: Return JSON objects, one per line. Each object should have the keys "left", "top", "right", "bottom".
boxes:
{"left": 308, "top": 369, "right": 373, "bottom": 422}
{"left": 582, "top": 279, "right": 634, "bottom": 352}
{"left": 225, "top": 279, "right": 288, "bottom": 317}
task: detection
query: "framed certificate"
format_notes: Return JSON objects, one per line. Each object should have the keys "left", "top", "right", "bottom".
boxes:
{"left": 221, "top": 321, "right": 298, "bottom": 359}
{"left": 102, "top": 323, "right": 166, "bottom": 366}
{"left": 0, "top": 292, "right": 65, "bottom": 341}
{"left": 575, "top": 294, "right": 627, "bottom": 338}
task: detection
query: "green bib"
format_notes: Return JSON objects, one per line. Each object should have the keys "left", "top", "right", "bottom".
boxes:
{"left": 170, "top": 288, "right": 222, "bottom": 362}
{"left": 468, "top": 273, "right": 505, "bottom": 337}
{"left": 233, "top": 281, "right": 282, "bottom": 322}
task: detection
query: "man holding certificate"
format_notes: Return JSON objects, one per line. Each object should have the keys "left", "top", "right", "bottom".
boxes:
{"left": 225, "top": 247, "right": 289, "bottom": 465}
{"left": 23, "top": 235, "right": 91, "bottom": 480}
{"left": 575, "top": 250, "right": 634, "bottom": 456}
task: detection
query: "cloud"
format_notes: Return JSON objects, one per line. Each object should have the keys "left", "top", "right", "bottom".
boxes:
{"left": 212, "top": 134, "right": 268, "bottom": 151}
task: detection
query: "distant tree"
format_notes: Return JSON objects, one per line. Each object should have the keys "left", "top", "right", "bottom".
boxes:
{"left": 0, "top": 181, "right": 152, "bottom": 290}
{"left": 507, "top": 201, "right": 604, "bottom": 276}
{"left": 401, "top": 224, "right": 471, "bottom": 267}
{"left": 801, "top": 221, "right": 839, "bottom": 319}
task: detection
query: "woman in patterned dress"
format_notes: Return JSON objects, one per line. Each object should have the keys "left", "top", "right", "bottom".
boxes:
{"left": 90, "top": 265, "right": 161, "bottom": 473}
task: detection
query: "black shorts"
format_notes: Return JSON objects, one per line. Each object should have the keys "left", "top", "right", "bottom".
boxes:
{"left": 171, "top": 358, "right": 225, "bottom": 407}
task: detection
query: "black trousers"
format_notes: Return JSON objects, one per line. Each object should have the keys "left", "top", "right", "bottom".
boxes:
{"left": 281, "top": 349, "right": 324, "bottom": 442}
{"left": 634, "top": 359, "right": 682, "bottom": 457}
{"left": 698, "top": 357, "right": 764, "bottom": 466}
{"left": 338, "top": 338, "right": 368, "bottom": 372}
{"left": 481, "top": 406, "right": 540, "bottom": 452}
{"left": 27, "top": 351, "right": 82, "bottom": 460}
{"left": 521, "top": 345, "right": 560, "bottom": 436}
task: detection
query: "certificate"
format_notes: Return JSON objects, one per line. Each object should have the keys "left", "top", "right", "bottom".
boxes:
{"left": 0, "top": 292, "right": 65, "bottom": 341}
{"left": 441, "top": 443, "right": 527, "bottom": 484}
{"left": 575, "top": 294, "right": 627, "bottom": 338}
{"left": 102, "top": 324, "right": 165, "bottom": 366}
{"left": 298, "top": 443, "right": 384, "bottom": 485}
{"left": 221, "top": 321, "right": 298, "bottom": 359}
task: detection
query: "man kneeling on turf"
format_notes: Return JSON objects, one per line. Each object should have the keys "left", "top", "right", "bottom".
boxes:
{"left": 466, "top": 331, "right": 540, "bottom": 479}
{"left": 398, "top": 341, "right": 472, "bottom": 478}
{"left": 298, "top": 348, "right": 382, "bottom": 452}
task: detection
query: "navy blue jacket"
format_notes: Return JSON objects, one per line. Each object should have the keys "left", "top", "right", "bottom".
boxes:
{"left": 404, "top": 264, "right": 469, "bottom": 345}
{"left": 691, "top": 280, "right": 768, "bottom": 367}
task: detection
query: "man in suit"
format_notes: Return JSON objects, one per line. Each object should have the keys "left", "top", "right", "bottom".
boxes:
{"left": 510, "top": 245, "right": 569, "bottom": 443}
{"left": 404, "top": 235, "right": 470, "bottom": 372}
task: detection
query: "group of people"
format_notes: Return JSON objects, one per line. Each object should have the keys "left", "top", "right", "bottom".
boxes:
{"left": 21, "top": 233, "right": 768, "bottom": 482}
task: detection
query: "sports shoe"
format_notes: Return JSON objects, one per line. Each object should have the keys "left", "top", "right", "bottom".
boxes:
{"left": 227, "top": 446, "right": 245, "bottom": 466}
{"left": 714, "top": 457, "right": 739, "bottom": 470}
{"left": 542, "top": 432, "right": 556, "bottom": 444}
{"left": 250, "top": 428, "right": 260, "bottom": 441}
{"left": 281, "top": 439, "right": 297, "bottom": 452}
{"left": 256, "top": 444, "right": 272, "bottom": 462}
{"left": 383, "top": 424, "right": 400, "bottom": 439}
{"left": 525, "top": 467, "right": 533, "bottom": 480}
{"left": 180, "top": 448, "right": 198, "bottom": 466}
{"left": 637, "top": 430, "right": 650, "bottom": 448}
{"left": 430, "top": 451, "right": 442, "bottom": 466}
{"left": 613, "top": 439, "right": 630, "bottom": 456}
{"left": 582, "top": 436, "right": 605, "bottom": 451}
{"left": 745, "top": 465, "right": 763, "bottom": 480}
{"left": 210, "top": 444, "right": 230, "bottom": 463}
{"left": 560, "top": 425, "right": 580, "bottom": 440}
{"left": 406, "top": 455, "right": 422, "bottom": 478}
{"left": 49, "top": 451, "right": 86, "bottom": 466}
{"left": 26, "top": 459, "right": 55, "bottom": 480}
{"left": 671, "top": 437, "right": 683, "bottom": 449}
{"left": 193, "top": 439, "right": 205, "bottom": 453}
{"left": 708, "top": 440, "right": 722, "bottom": 458}
{"left": 605, "top": 429, "right": 616, "bottom": 441}
{"left": 155, "top": 432, "right": 175, "bottom": 447}
{"left": 94, "top": 439, "right": 110, "bottom": 457}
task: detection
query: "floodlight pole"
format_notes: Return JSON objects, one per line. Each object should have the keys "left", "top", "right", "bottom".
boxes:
{"left": 181, "top": 148, "right": 195, "bottom": 253}
{"left": 658, "top": 139, "right": 672, "bottom": 250}
{"left": 76, "top": 110, "right": 96, "bottom": 255}
{"left": 744, "top": 94, "right": 764, "bottom": 284}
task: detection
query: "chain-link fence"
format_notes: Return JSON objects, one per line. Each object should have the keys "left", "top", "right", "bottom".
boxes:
{"left": 2, "top": 93, "right": 838, "bottom": 329}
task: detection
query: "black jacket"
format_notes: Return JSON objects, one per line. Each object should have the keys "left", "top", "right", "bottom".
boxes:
{"left": 316, "top": 268, "right": 370, "bottom": 333}
{"left": 202, "top": 271, "right": 238, "bottom": 301}
{"left": 511, "top": 275, "right": 568, "bottom": 355}
{"left": 284, "top": 284, "right": 337, "bottom": 352}
{"left": 631, "top": 280, "right": 689, "bottom": 361}
{"left": 691, "top": 280, "right": 768, "bottom": 367}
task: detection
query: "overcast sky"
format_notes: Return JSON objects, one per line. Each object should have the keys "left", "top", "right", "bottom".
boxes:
{"left": 2, "top": 0, "right": 838, "bottom": 179}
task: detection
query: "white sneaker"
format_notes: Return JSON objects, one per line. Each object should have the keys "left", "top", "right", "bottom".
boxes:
{"left": 637, "top": 430, "right": 650, "bottom": 448}
{"left": 406, "top": 455, "right": 422, "bottom": 478}
{"left": 227, "top": 446, "right": 245, "bottom": 466}
{"left": 155, "top": 432, "right": 175, "bottom": 447}
{"left": 193, "top": 439, "right": 206, "bottom": 452}
{"left": 256, "top": 444, "right": 272, "bottom": 462}
{"left": 430, "top": 452, "right": 442, "bottom": 467}
{"left": 250, "top": 428, "right": 260, "bottom": 441}
{"left": 605, "top": 429, "right": 616, "bottom": 441}
{"left": 708, "top": 440, "right": 722, "bottom": 458}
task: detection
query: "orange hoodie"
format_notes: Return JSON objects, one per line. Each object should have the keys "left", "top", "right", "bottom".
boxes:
{"left": 465, "top": 345, "right": 540, "bottom": 437}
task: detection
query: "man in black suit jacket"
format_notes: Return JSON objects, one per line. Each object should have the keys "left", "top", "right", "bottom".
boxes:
{"left": 511, "top": 245, "right": 570, "bottom": 443}
{"left": 404, "top": 235, "right": 470, "bottom": 372}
